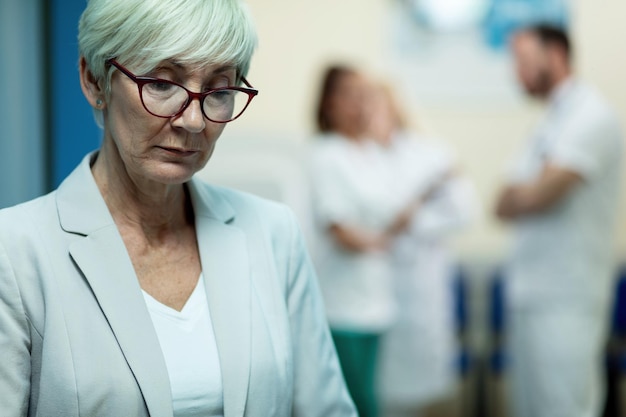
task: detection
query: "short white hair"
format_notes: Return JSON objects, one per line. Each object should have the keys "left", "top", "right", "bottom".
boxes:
{"left": 78, "top": 0, "right": 257, "bottom": 125}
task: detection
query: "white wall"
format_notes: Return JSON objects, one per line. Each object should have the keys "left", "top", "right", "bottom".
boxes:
{"left": 575, "top": 0, "right": 626, "bottom": 261}
{"left": 206, "top": 0, "right": 626, "bottom": 262}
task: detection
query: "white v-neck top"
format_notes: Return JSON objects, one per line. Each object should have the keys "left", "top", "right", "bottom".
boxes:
{"left": 142, "top": 274, "right": 224, "bottom": 417}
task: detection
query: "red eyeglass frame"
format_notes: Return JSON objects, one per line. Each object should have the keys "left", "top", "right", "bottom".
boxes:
{"left": 106, "top": 58, "right": 259, "bottom": 123}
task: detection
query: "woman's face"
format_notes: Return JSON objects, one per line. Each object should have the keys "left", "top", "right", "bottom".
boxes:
{"left": 103, "top": 60, "right": 236, "bottom": 185}
{"left": 327, "top": 73, "right": 368, "bottom": 138}
{"left": 365, "top": 87, "right": 396, "bottom": 146}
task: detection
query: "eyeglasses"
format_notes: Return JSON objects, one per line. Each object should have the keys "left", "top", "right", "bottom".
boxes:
{"left": 106, "top": 59, "right": 258, "bottom": 123}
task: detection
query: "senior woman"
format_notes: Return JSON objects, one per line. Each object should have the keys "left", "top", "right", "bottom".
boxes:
{"left": 0, "top": 1, "right": 355, "bottom": 416}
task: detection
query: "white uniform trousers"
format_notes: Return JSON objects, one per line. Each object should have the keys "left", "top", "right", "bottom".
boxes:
{"left": 508, "top": 307, "right": 609, "bottom": 417}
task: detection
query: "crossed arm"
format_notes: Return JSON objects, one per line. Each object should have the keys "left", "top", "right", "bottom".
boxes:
{"left": 495, "top": 163, "right": 583, "bottom": 221}
{"left": 329, "top": 169, "right": 457, "bottom": 252}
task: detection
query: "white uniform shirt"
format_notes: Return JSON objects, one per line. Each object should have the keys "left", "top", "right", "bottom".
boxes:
{"left": 143, "top": 274, "right": 224, "bottom": 417}
{"left": 507, "top": 79, "right": 623, "bottom": 310}
{"left": 309, "top": 134, "right": 402, "bottom": 332}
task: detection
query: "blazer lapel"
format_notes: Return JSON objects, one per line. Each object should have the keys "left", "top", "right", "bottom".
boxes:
{"left": 190, "top": 180, "right": 251, "bottom": 417}
{"left": 69, "top": 229, "right": 173, "bottom": 417}
{"left": 58, "top": 153, "right": 173, "bottom": 417}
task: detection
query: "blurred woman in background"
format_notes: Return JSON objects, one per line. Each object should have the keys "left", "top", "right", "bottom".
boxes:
{"left": 308, "top": 66, "right": 415, "bottom": 417}
{"left": 366, "top": 82, "right": 479, "bottom": 417}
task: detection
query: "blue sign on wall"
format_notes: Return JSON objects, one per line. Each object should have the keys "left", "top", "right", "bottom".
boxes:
{"left": 482, "top": 0, "right": 570, "bottom": 50}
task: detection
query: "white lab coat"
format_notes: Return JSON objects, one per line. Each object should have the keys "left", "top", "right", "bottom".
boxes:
{"left": 505, "top": 78, "right": 623, "bottom": 417}
{"left": 376, "top": 133, "right": 478, "bottom": 409}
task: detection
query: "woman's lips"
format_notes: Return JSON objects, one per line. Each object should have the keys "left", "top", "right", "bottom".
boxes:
{"left": 158, "top": 146, "right": 199, "bottom": 157}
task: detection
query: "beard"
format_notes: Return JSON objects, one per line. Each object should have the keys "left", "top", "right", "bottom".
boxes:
{"left": 525, "top": 68, "right": 554, "bottom": 99}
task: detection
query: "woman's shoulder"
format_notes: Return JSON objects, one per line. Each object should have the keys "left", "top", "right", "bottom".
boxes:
{"left": 307, "top": 134, "right": 356, "bottom": 172}
{"left": 0, "top": 192, "right": 57, "bottom": 234}
{"left": 309, "top": 133, "right": 349, "bottom": 153}
{"left": 0, "top": 192, "right": 60, "bottom": 270}
{"left": 191, "top": 179, "right": 297, "bottom": 229}
{"left": 394, "top": 132, "right": 456, "bottom": 162}
{"left": 191, "top": 181, "right": 306, "bottom": 265}
{"left": 196, "top": 179, "right": 284, "bottom": 208}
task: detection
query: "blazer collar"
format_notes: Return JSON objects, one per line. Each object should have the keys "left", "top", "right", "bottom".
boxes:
{"left": 56, "top": 152, "right": 115, "bottom": 235}
{"left": 56, "top": 152, "right": 236, "bottom": 235}
{"left": 58, "top": 152, "right": 251, "bottom": 416}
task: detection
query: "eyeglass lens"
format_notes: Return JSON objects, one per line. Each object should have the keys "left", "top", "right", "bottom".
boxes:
{"left": 141, "top": 81, "right": 250, "bottom": 122}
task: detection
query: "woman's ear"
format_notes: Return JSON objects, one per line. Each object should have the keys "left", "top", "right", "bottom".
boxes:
{"left": 79, "top": 56, "right": 105, "bottom": 109}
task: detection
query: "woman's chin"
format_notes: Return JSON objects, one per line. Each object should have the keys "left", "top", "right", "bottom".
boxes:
{"left": 144, "top": 162, "right": 201, "bottom": 185}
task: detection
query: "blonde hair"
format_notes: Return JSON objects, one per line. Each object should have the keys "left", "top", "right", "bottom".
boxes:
{"left": 374, "top": 81, "right": 409, "bottom": 131}
{"left": 78, "top": 0, "right": 257, "bottom": 125}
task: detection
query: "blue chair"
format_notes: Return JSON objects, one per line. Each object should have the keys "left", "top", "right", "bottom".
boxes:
{"left": 606, "top": 267, "right": 626, "bottom": 374}
{"left": 453, "top": 265, "right": 473, "bottom": 376}
{"left": 488, "top": 268, "right": 507, "bottom": 375}
{"left": 452, "top": 265, "right": 480, "bottom": 417}
{"left": 611, "top": 267, "right": 626, "bottom": 340}
{"left": 603, "top": 266, "right": 626, "bottom": 416}
{"left": 454, "top": 265, "right": 469, "bottom": 335}
{"left": 483, "top": 267, "right": 509, "bottom": 417}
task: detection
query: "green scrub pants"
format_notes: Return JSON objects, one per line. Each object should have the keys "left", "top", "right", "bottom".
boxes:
{"left": 331, "top": 329, "right": 380, "bottom": 417}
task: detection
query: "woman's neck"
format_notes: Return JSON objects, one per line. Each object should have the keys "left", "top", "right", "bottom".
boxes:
{"left": 335, "top": 126, "right": 362, "bottom": 142}
{"left": 91, "top": 145, "right": 193, "bottom": 239}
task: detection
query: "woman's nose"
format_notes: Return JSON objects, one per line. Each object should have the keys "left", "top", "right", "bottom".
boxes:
{"left": 172, "top": 98, "right": 206, "bottom": 132}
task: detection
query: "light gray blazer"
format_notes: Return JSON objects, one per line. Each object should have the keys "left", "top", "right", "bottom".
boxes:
{"left": 0, "top": 153, "right": 356, "bottom": 417}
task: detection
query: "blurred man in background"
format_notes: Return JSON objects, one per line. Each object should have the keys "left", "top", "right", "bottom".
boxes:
{"left": 495, "top": 24, "right": 623, "bottom": 417}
